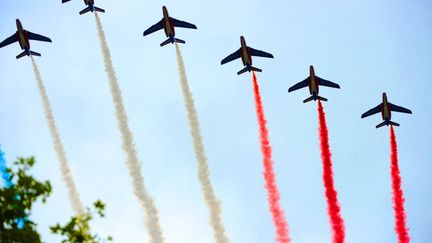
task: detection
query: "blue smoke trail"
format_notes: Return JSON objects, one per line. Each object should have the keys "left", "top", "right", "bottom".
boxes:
{"left": 0, "top": 145, "right": 25, "bottom": 228}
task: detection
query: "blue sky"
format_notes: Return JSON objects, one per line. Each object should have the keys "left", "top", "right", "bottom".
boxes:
{"left": 0, "top": 0, "right": 431, "bottom": 242}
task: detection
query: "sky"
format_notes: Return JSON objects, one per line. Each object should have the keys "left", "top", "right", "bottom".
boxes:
{"left": 0, "top": 0, "right": 431, "bottom": 242}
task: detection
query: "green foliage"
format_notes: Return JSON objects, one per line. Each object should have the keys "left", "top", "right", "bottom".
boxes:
{"left": 1, "top": 157, "right": 111, "bottom": 243}
{"left": 50, "top": 200, "right": 112, "bottom": 243}
{"left": 0, "top": 157, "right": 52, "bottom": 243}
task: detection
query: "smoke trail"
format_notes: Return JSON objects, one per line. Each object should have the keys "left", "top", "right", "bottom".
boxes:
{"left": 390, "top": 126, "right": 410, "bottom": 243}
{"left": 94, "top": 13, "right": 164, "bottom": 243}
{"left": 0, "top": 146, "right": 12, "bottom": 188}
{"left": 317, "top": 100, "right": 345, "bottom": 243}
{"left": 31, "top": 57, "right": 85, "bottom": 216}
{"left": 252, "top": 72, "right": 291, "bottom": 243}
{"left": 175, "top": 44, "right": 230, "bottom": 243}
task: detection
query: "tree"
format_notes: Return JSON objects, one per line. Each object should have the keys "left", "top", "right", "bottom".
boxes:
{"left": 0, "top": 157, "right": 52, "bottom": 243}
{"left": 50, "top": 200, "right": 112, "bottom": 243}
{"left": 1, "top": 156, "right": 111, "bottom": 243}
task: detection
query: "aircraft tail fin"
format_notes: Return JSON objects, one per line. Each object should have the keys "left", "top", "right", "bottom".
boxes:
{"left": 237, "top": 66, "right": 262, "bottom": 75}
{"left": 376, "top": 120, "right": 399, "bottom": 129}
{"left": 303, "top": 95, "right": 327, "bottom": 103}
{"left": 79, "top": 6, "right": 91, "bottom": 15}
{"left": 94, "top": 7, "right": 105, "bottom": 13}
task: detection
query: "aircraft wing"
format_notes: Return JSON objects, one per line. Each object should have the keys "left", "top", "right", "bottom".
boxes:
{"left": 249, "top": 47, "right": 274, "bottom": 58}
{"left": 171, "top": 18, "right": 197, "bottom": 29}
{"left": 317, "top": 76, "right": 340, "bottom": 89}
{"left": 389, "top": 103, "right": 412, "bottom": 114}
{"left": 221, "top": 49, "right": 241, "bottom": 65}
{"left": 288, "top": 78, "right": 309, "bottom": 92}
{"left": 143, "top": 20, "right": 164, "bottom": 36}
{"left": 62, "top": 0, "right": 72, "bottom": 3}
{"left": 0, "top": 33, "right": 18, "bottom": 48}
{"left": 361, "top": 104, "right": 381, "bottom": 118}
{"left": 27, "top": 31, "right": 52, "bottom": 42}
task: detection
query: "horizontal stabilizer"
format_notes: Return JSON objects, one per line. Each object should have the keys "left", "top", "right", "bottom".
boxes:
{"left": 250, "top": 66, "right": 262, "bottom": 72}
{"left": 79, "top": 7, "right": 91, "bottom": 15}
{"left": 160, "top": 38, "right": 185, "bottom": 47}
{"left": 16, "top": 51, "right": 27, "bottom": 59}
{"left": 376, "top": 121, "right": 387, "bottom": 128}
{"left": 317, "top": 96, "right": 328, "bottom": 102}
{"left": 160, "top": 38, "right": 171, "bottom": 47}
{"left": 62, "top": 0, "right": 71, "bottom": 3}
{"left": 389, "top": 121, "right": 400, "bottom": 127}
{"left": 376, "top": 120, "right": 399, "bottom": 129}
{"left": 237, "top": 67, "right": 249, "bottom": 75}
{"left": 30, "top": 51, "right": 41, "bottom": 57}
{"left": 174, "top": 38, "right": 185, "bottom": 44}
{"left": 237, "top": 66, "right": 261, "bottom": 75}
{"left": 94, "top": 7, "right": 105, "bottom": 13}
{"left": 303, "top": 95, "right": 327, "bottom": 103}
{"left": 16, "top": 50, "right": 41, "bottom": 59}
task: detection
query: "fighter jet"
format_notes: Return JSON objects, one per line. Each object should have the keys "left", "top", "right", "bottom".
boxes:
{"left": 143, "top": 6, "right": 197, "bottom": 47}
{"left": 288, "top": 65, "right": 340, "bottom": 103}
{"left": 361, "top": 92, "right": 412, "bottom": 128}
{"left": 62, "top": 0, "right": 105, "bottom": 15}
{"left": 0, "top": 19, "right": 52, "bottom": 59}
{"left": 221, "top": 36, "right": 274, "bottom": 75}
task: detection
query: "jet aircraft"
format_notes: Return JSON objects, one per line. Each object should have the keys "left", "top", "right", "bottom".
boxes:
{"left": 288, "top": 65, "right": 340, "bottom": 103}
{"left": 62, "top": 0, "right": 105, "bottom": 15}
{"left": 220, "top": 36, "right": 274, "bottom": 75}
{"left": 0, "top": 19, "right": 52, "bottom": 59}
{"left": 143, "top": 6, "right": 197, "bottom": 47}
{"left": 361, "top": 92, "right": 412, "bottom": 128}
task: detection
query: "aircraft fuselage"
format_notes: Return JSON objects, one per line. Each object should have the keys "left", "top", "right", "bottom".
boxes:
{"left": 83, "top": 0, "right": 95, "bottom": 12}
{"left": 240, "top": 36, "right": 252, "bottom": 67}
{"left": 162, "top": 6, "right": 175, "bottom": 38}
{"left": 308, "top": 65, "right": 319, "bottom": 96}
{"left": 381, "top": 92, "right": 391, "bottom": 121}
{"left": 16, "top": 19, "right": 29, "bottom": 51}
{"left": 84, "top": 0, "right": 94, "bottom": 7}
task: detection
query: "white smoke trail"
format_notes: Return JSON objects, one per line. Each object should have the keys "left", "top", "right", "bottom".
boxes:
{"left": 31, "top": 57, "right": 85, "bottom": 215}
{"left": 175, "top": 44, "right": 230, "bottom": 243}
{"left": 94, "top": 13, "right": 164, "bottom": 243}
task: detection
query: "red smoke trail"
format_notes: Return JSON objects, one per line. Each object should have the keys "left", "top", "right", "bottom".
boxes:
{"left": 252, "top": 72, "right": 291, "bottom": 243}
{"left": 390, "top": 126, "right": 410, "bottom": 243}
{"left": 317, "top": 100, "right": 345, "bottom": 243}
